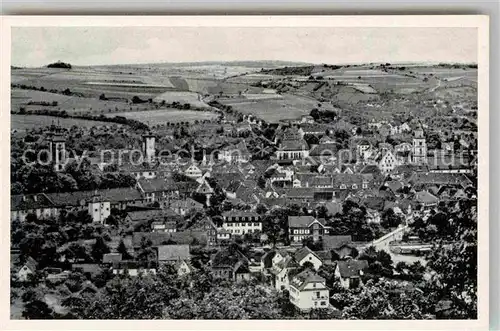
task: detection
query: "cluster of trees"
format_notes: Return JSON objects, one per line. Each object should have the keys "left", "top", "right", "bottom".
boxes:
{"left": 11, "top": 158, "right": 136, "bottom": 194}
{"left": 13, "top": 106, "right": 150, "bottom": 131}
{"left": 27, "top": 101, "right": 59, "bottom": 107}
{"left": 260, "top": 65, "right": 314, "bottom": 76}
{"left": 326, "top": 200, "right": 386, "bottom": 242}
{"left": 15, "top": 196, "right": 477, "bottom": 320}
{"left": 309, "top": 108, "right": 338, "bottom": 123}
{"left": 47, "top": 61, "right": 72, "bottom": 69}
{"left": 11, "top": 84, "right": 81, "bottom": 97}
{"left": 11, "top": 210, "right": 113, "bottom": 270}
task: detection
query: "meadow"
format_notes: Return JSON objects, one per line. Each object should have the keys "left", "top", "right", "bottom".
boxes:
{"left": 218, "top": 93, "right": 336, "bottom": 123}
{"left": 11, "top": 115, "right": 120, "bottom": 132}
{"left": 11, "top": 89, "right": 137, "bottom": 114}
{"left": 106, "top": 109, "right": 218, "bottom": 124}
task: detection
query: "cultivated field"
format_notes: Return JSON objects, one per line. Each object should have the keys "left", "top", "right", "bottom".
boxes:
{"left": 11, "top": 62, "right": 478, "bottom": 126}
{"left": 10, "top": 89, "right": 141, "bottom": 114}
{"left": 153, "top": 91, "right": 209, "bottom": 108}
{"left": 106, "top": 109, "right": 218, "bottom": 124}
{"left": 11, "top": 115, "right": 120, "bottom": 131}
{"left": 218, "top": 93, "right": 336, "bottom": 123}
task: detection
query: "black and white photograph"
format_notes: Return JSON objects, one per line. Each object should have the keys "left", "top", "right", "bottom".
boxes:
{"left": 2, "top": 15, "right": 489, "bottom": 328}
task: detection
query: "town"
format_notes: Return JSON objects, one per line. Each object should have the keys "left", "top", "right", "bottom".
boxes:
{"left": 10, "top": 60, "right": 478, "bottom": 320}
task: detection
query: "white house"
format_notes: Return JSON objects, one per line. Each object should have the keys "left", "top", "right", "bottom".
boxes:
{"left": 276, "top": 139, "right": 310, "bottom": 160}
{"left": 288, "top": 216, "right": 331, "bottom": 243}
{"left": 334, "top": 259, "right": 369, "bottom": 289}
{"left": 87, "top": 194, "right": 110, "bottom": 224}
{"left": 218, "top": 141, "right": 251, "bottom": 164}
{"left": 14, "top": 256, "right": 38, "bottom": 282}
{"left": 184, "top": 163, "right": 203, "bottom": 179}
{"left": 378, "top": 150, "right": 398, "bottom": 174}
{"left": 174, "top": 260, "right": 193, "bottom": 277}
{"left": 289, "top": 269, "right": 330, "bottom": 311}
{"left": 294, "top": 246, "right": 323, "bottom": 270}
{"left": 221, "top": 211, "right": 262, "bottom": 236}
{"left": 270, "top": 252, "right": 299, "bottom": 291}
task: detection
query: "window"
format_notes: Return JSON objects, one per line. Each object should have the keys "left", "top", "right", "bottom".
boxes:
{"left": 253, "top": 222, "right": 259, "bottom": 227}
{"left": 94, "top": 208, "right": 98, "bottom": 212}
{"left": 247, "top": 223, "right": 251, "bottom": 226}
{"left": 316, "top": 292, "right": 320, "bottom": 298}
{"left": 320, "top": 301, "right": 326, "bottom": 306}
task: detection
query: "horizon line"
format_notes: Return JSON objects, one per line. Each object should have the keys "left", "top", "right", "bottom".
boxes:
{"left": 11, "top": 59, "right": 479, "bottom": 69}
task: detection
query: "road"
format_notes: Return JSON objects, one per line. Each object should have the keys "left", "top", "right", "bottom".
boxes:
{"left": 360, "top": 223, "right": 428, "bottom": 266}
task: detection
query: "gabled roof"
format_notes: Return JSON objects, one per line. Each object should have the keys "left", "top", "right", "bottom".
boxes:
{"left": 362, "top": 196, "right": 385, "bottom": 211}
{"left": 11, "top": 193, "right": 55, "bottom": 211}
{"left": 102, "top": 253, "right": 122, "bottom": 264}
{"left": 138, "top": 178, "right": 176, "bottom": 193}
{"left": 12, "top": 187, "right": 143, "bottom": 211}
{"left": 322, "top": 235, "right": 353, "bottom": 251}
{"left": 385, "top": 180, "right": 404, "bottom": 193}
{"left": 285, "top": 188, "right": 315, "bottom": 199}
{"left": 415, "top": 190, "right": 439, "bottom": 204}
{"left": 22, "top": 256, "right": 38, "bottom": 271}
{"left": 360, "top": 164, "right": 382, "bottom": 175}
{"left": 211, "top": 249, "right": 249, "bottom": 270}
{"left": 336, "top": 259, "right": 369, "bottom": 278}
{"left": 288, "top": 216, "right": 317, "bottom": 228}
{"left": 157, "top": 244, "right": 191, "bottom": 262}
{"left": 196, "top": 180, "right": 214, "bottom": 194}
{"left": 71, "top": 263, "right": 103, "bottom": 275}
{"left": 270, "top": 255, "right": 299, "bottom": 275}
{"left": 222, "top": 210, "right": 260, "bottom": 218}
{"left": 294, "top": 246, "right": 321, "bottom": 263}
{"left": 169, "top": 198, "right": 203, "bottom": 210}
{"left": 408, "top": 172, "right": 472, "bottom": 187}
{"left": 127, "top": 209, "right": 166, "bottom": 222}
{"left": 280, "top": 139, "right": 308, "bottom": 151}
{"left": 100, "top": 187, "right": 145, "bottom": 202}
{"left": 290, "top": 269, "right": 326, "bottom": 291}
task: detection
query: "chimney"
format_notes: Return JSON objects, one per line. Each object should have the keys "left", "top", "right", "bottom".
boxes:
{"left": 22, "top": 196, "right": 26, "bottom": 202}
{"left": 33, "top": 195, "right": 37, "bottom": 202}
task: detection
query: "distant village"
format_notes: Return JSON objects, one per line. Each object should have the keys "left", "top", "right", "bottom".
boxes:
{"left": 10, "top": 108, "right": 478, "bottom": 318}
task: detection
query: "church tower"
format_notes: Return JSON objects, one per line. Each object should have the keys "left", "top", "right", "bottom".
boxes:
{"left": 412, "top": 124, "right": 427, "bottom": 165}
{"left": 142, "top": 132, "right": 156, "bottom": 163}
{"left": 47, "top": 132, "right": 66, "bottom": 172}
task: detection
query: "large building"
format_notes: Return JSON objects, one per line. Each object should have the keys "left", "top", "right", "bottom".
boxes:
{"left": 221, "top": 211, "right": 262, "bottom": 236}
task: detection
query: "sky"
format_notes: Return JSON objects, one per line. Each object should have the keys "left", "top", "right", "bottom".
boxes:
{"left": 11, "top": 27, "right": 478, "bottom": 67}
